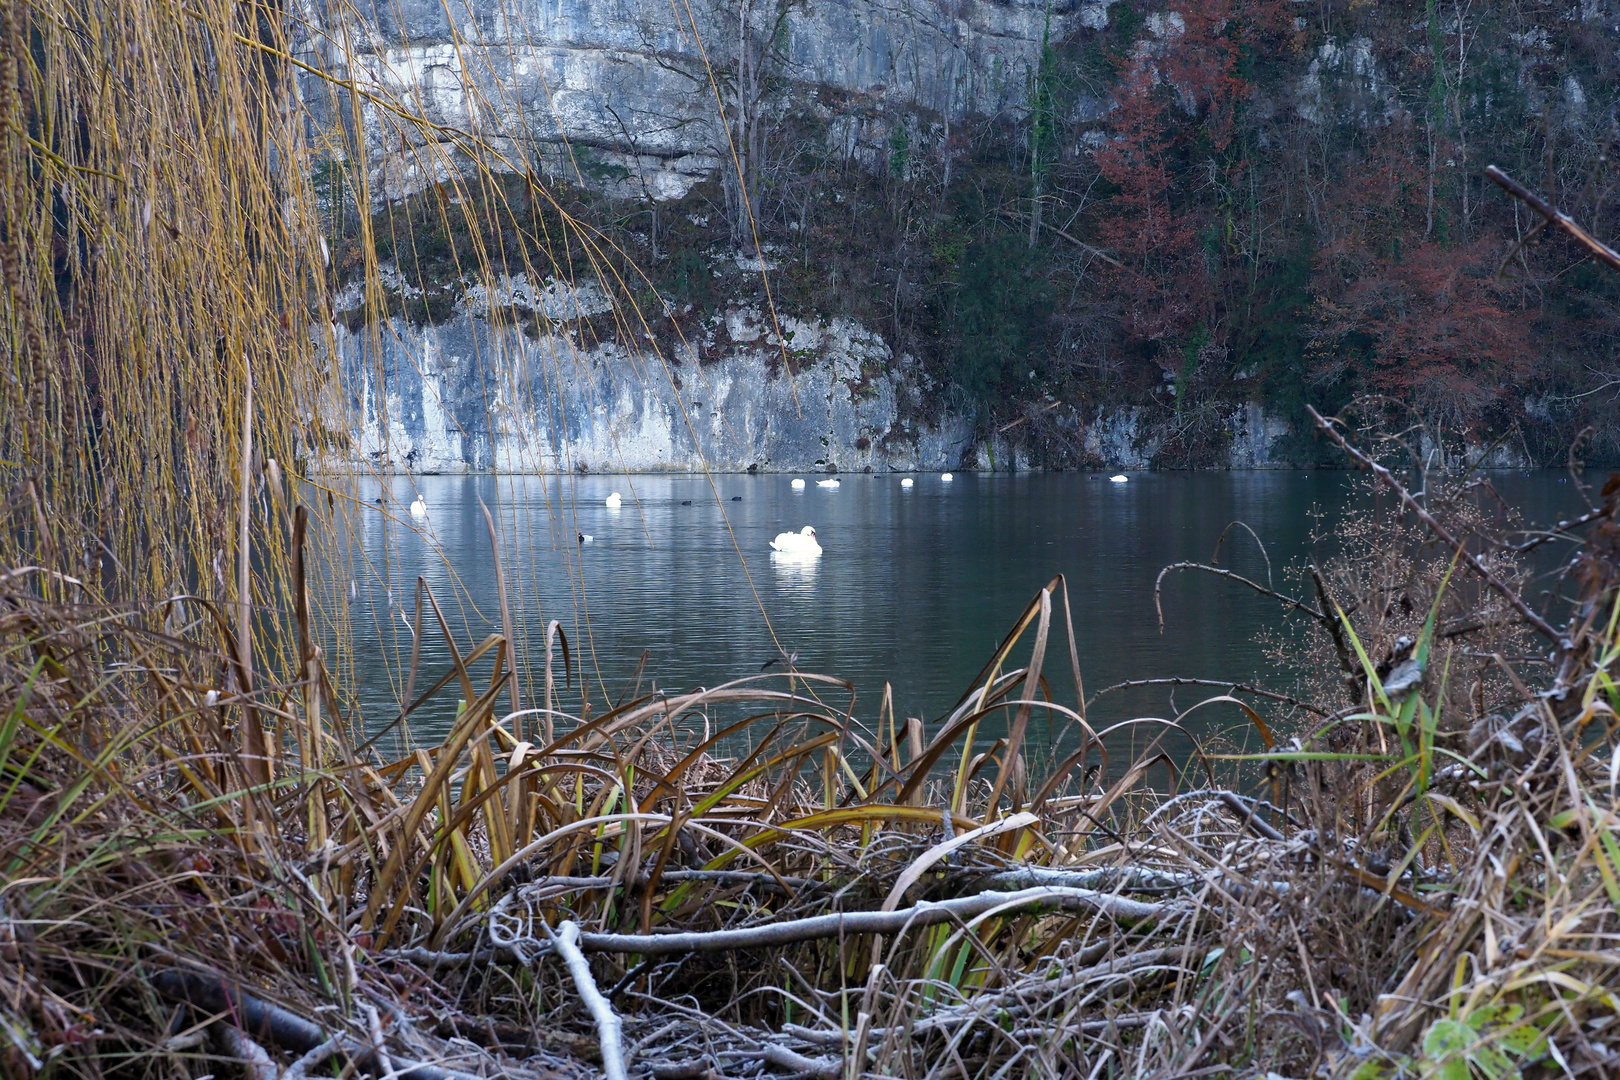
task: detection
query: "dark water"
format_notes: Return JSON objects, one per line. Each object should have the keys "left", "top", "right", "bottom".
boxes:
{"left": 327, "top": 470, "right": 1586, "bottom": 759}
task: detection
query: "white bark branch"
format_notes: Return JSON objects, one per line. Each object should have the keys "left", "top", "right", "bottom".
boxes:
{"left": 572, "top": 886, "right": 1172, "bottom": 956}
{"left": 554, "top": 920, "right": 628, "bottom": 1080}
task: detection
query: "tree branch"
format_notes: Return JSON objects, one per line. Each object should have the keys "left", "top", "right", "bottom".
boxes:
{"left": 571, "top": 886, "right": 1171, "bottom": 956}
{"left": 1154, "top": 563, "right": 1326, "bottom": 634}
{"left": 552, "top": 921, "right": 629, "bottom": 1080}
{"left": 1486, "top": 165, "right": 1620, "bottom": 273}
{"left": 1088, "top": 677, "right": 1330, "bottom": 717}
{"left": 1306, "top": 406, "right": 1561, "bottom": 645}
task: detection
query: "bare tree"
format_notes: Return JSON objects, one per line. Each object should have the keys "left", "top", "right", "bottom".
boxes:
{"left": 633, "top": 0, "right": 804, "bottom": 248}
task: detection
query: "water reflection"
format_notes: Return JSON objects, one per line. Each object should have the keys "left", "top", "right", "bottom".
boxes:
{"left": 768, "top": 550, "right": 820, "bottom": 588}
{"left": 329, "top": 471, "right": 1586, "bottom": 761}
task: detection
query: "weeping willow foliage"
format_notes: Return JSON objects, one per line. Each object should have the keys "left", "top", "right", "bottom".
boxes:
{"left": 0, "top": 0, "right": 709, "bottom": 709}
{"left": 2, "top": 1, "right": 318, "bottom": 599}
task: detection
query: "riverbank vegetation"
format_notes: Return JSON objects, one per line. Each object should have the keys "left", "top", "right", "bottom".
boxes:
{"left": 2, "top": 414, "right": 1619, "bottom": 1079}
{"left": 3, "top": 2, "right": 1620, "bottom": 1078}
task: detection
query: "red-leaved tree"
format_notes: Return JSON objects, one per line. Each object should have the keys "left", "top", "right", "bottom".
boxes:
{"left": 1309, "top": 239, "right": 1533, "bottom": 429}
{"left": 1091, "top": 2, "right": 1286, "bottom": 370}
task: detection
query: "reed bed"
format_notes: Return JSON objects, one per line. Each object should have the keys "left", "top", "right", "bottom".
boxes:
{"left": 0, "top": 419, "right": 1617, "bottom": 1080}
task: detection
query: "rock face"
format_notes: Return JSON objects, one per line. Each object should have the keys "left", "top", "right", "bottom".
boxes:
{"left": 298, "top": 0, "right": 1114, "bottom": 202}
{"left": 325, "top": 287, "right": 1295, "bottom": 474}
{"left": 330, "top": 292, "right": 977, "bottom": 473}
{"left": 306, "top": 0, "right": 1303, "bottom": 474}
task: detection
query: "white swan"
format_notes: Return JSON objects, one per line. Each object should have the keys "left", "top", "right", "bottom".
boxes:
{"left": 605, "top": 491, "right": 622, "bottom": 508}
{"left": 900, "top": 477, "right": 914, "bottom": 488}
{"left": 791, "top": 478, "right": 806, "bottom": 490}
{"left": 941, "top": 472, "right": 954, "bottom": 482}
{"left": 770, "top": 525, "right": 822, "bottom": 557}
{"left": 1109, "top": 474, "right": 1128, "bottom": 483}
{"left": 816, "top": 478, "right": 840, "bottom": 488}
{"left": 409, "top": 497, "right": 427, "bottom": 519}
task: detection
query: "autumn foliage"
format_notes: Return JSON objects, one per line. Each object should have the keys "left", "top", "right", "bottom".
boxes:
{"left": 1063, "top": 0, "right": 1609, "bottom": 455}
{"left": 1311, "top": 240, "right": 1533, "bottom": 426}
{"left": 1091, "top": 1, "right": 1288, "bottom": 364}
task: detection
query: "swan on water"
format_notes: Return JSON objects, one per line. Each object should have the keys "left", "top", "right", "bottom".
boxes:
{"left": 816, "top": 477, "right": 841, "bottom": 488}
{"left": 578, "top": 533, "right": 594, "bottom": 544}
{"left": 941, "top": 472, "right": 954, "bottom": 482}
{"left": 770, "top": 525, "right": 822, "bottom": 557}
{"left": 1109, "top": 474, "right": 1128, "bottom": 483}
{"left": 409, "top": 497, "right": 428, "bottom": 518}
{"left": 900, "top": 477, "right": 914, "bottom": 488}
{"left": 605, "top": 491, "right": 622, "bottom": 508}
{"left": 791, "top": 478, "right": 806, "bottom": 490}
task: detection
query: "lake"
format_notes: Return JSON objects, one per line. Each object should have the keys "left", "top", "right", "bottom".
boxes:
{"left": 327, "top": 470, "right": 1586, "bottom": 762}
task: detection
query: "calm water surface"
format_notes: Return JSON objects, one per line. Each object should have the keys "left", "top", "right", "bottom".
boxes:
{"left": 332, "top": 471, "right": 1585, "bottom": 758}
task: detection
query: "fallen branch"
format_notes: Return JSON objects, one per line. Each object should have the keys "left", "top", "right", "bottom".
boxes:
{"left": 283, "top": 1036, "right": 347, "bottom": 1080}
{"left": 152, "top": 970, "right": 481, "bottom": 1080}
{"left": 1305, "top": 406, "right": 1561, "bottom": 645}
{"left": 918, "top": 946, "right": 1204, "bottom": 1029}
{"left": 217, "top": 1025, "right": 277, "bottom": 1080}
{"left": 1218, "top": 791, "right": 1286, "bottom": 842}
{"left": 758, "top": 1043, "right": 841, "bottom": 1079}
{"left": 531, "top": 870, "right": 820, "bottom": 892}
{"left": 551, "top": 921, "right": 629, "bottom": 1080}
{"left": 972, "top": 865, "right": 1205, "bottom": 893}
{"left": 1089, "top": 677, "right": 1330, "bottom": 717}
{"left": 569, "top": 886, "right": 1173, "bottom": 956}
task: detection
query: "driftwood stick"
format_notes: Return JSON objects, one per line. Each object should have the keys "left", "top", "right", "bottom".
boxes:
{"left": 1218, "top": 791, "right": 1286, "bottom": 842}
{"left": 217, "top": 1025, "right": 277, "bottom": 1080}
{"left": 152, "top": 971, "right": 480, "bottom": 1080}
{"left": 283, "top": 1036, "right": 347, "bottom": 1080}
{"left": 1306, "top": 406, "right": 1561, "bottom": 645}
{"left": 920, "top": 946, "right": 1204, "bottom": 1028}
{"left": 973, "top": 866, "right": 1203, "bottom": 893}
{"left": 571, "top": 887, "right": 1171, "bottom": 957}
{"left": 526, "top": 870, "right": 820, "bottom": 892}
{"left": 554, "top": 921, "right": 629, "bottom": 1080}
{"left": 759, "top": 1043, "right": 841, "bottom": 1079}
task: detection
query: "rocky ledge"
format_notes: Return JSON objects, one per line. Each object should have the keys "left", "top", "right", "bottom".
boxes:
{"left": 321, "top": 276, "right": 1302, "bottom": 474}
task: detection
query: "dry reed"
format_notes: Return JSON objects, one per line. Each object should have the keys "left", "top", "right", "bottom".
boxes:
{"left": 0, "top": 430, "right": 1616, "bottom": 1078}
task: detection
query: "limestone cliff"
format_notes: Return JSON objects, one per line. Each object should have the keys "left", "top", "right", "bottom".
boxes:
{"left": 299, "top": 0, "right": 1114, "bottom": 204}
{"left": 324, "top": 279, "right": 1303, "bottom": 473}
{"left": 302, "top": 0, "right": 1593, "bottom": 472}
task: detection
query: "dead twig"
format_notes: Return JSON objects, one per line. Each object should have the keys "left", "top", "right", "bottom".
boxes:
{"left": 1155, "top": 562, "right": 1326, "bottom": 634}
{"left": 550, "top": 921, "right": 629, "bottom": 1080}
{"left": 1306, "top": 406, "right": 1561, "bottom": 645}
{"left": 568, "top": 887, "right": 1173, "bottom": 957}
{"left": 1088, "top": 678, "right": 1330, "bottom": 717}
{"left": 1486, "top": 165, "right": 1620, "bottom": 273}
